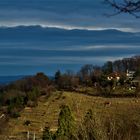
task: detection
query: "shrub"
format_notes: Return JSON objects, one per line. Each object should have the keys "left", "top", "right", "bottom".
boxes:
{"left": 24, "top": 120, "right": 31, "bottom": 126}
{"left": 11, "top": 112, "right": 20, "bottom": 118}
{"left": 42, "top": 127, "right": 53, "bottom": 140}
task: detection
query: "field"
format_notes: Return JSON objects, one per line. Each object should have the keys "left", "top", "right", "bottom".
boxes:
{"left": 1, "top": 91, "right": 140, "bottom": 140}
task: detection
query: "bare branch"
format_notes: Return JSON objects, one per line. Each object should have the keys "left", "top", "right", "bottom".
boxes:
{"left": 105, "top": 0, "right": 140, "bottom": 18}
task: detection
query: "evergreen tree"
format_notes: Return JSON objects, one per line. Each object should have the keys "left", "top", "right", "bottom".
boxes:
{"left": 55, "top": 105, "right": 75, "bottom": 139}
{"left": 55, "top": 70, "right": 61, "bottom": 84}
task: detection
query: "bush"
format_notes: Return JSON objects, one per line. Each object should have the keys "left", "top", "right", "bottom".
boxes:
{"left": 77, "top": 109, "right": 96, "bottom": 140}
{"left": 42, "top": 127, "right": 53, "bottom": 140}
{"left": 27, "top": 100, "right": 37, "bottom": 107}
{"left": 24, "top": 120, "right": 31, "bottom": 126}
{"left": 11, "top": 112, "right": 20, "bottom": 118}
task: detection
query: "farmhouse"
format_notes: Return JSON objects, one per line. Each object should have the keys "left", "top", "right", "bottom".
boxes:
{"left": 107, "top": 72, "right": 120, "bottom": 81}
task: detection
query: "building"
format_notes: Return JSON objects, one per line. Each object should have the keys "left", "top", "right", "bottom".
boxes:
{"left": 126, "top": 70, "right": 136, "bottom": 80}
{"left": 107, "top": 72, "right": 120, "bottom": 81}
{"left": 131, "top": 77, "right": 140, "bottom": 87}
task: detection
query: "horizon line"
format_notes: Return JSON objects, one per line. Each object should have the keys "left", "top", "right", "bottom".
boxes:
{"left": 0, "top": 23, "right": 137, "bottom": 33}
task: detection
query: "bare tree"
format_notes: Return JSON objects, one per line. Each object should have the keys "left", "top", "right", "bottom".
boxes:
{"left": 105, "top": 0, "right": 140, "bottom": 18}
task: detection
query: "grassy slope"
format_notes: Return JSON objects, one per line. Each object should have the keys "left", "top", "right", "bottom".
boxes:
{"left": 1, "top": 91, "right": 140, "bottom": 139}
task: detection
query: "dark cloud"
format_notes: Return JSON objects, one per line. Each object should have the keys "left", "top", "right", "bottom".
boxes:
{"left": 0, "top": 0, "right": 139, "bottom": 31}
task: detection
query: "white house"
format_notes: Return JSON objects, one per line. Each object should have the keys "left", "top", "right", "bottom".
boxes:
{"left": 126, "top": 70, "right": 135, "bottom": 80}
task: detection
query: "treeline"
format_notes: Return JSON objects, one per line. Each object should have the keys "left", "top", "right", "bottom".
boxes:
{"left": 111, "top": 56, "right": 140, "bottom": 73}
{"left": 54, "top": 55, "right": 140, "bottom": 96}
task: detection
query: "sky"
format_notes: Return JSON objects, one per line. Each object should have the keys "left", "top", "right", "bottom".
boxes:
{"left": 0, "top": 0, "right": 139, "bottom": 31}
{"left": 0, "top": 0, "right": 140, "bottom": 76}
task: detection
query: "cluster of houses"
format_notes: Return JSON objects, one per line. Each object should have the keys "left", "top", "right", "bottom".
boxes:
{"left": 107, "top": 70, "right": 140, "bottom": 88}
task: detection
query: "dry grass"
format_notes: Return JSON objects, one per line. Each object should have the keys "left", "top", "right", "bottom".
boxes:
{"left": 1, "top": 91, "right": 140, "bottom": 139}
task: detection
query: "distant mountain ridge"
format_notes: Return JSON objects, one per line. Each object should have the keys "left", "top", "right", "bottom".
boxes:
{"left": 0, "top": 25, "right": 139, "bottom": 44}
{"left": 0, "top": 75, "right": 54, "bottom": 85}
{"left": 0, "top": 25, "right": 136, "bottom": 34}
{"left": 0, "top": 75, "right": 26, "bottom": 85}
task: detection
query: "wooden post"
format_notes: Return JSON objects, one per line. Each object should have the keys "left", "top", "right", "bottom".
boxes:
{"left": 33, "top": 132, "right": 35, "bottom": 140}
{"left": 27, "top": 131, "right": 30, "bottom": 140}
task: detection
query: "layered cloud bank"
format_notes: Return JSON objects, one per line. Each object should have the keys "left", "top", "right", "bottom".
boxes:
{"left": 0, "top": 26, "right": 140, "bottom": 75}
{"left": 0, "top": 0, "right": 140, "bottom": 32}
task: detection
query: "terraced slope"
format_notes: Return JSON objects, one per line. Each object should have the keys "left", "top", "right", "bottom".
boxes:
{"left": 1, "top": 91, "right": 140, "bottom": 140}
